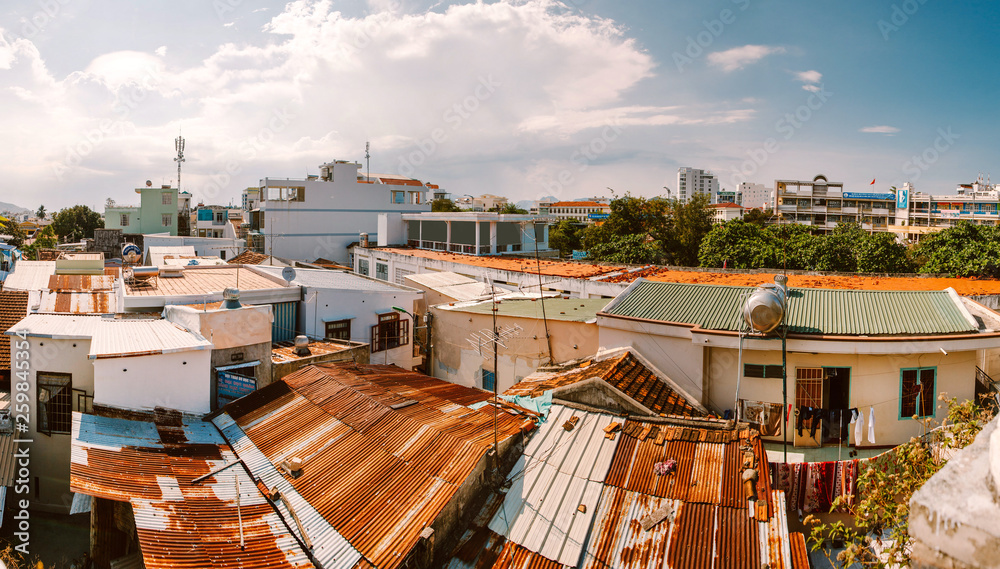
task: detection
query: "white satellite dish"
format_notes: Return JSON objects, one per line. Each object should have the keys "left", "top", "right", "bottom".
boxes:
{"left": 281, "top": 267, "right": 296, "bottom": 282}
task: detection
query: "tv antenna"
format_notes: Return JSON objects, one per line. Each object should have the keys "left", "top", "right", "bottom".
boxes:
{"left": 365, "top": 141, "right": 371, "bottom": 182}
{"left": 174, "top": 134, "right": 186, "bottom": 191}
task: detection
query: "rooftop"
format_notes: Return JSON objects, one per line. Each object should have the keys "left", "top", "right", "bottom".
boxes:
{"left": 47, "top": 274, "right": 115, "bottom": 291}
{"left": 253, "top": 265, "right": 421, "bottom": 293}
{"left": 506, "top": 348, "right": 707, "bottom": 417}
{"left": 89, "top": 319, "right": 212, "bottom": 359}
{"left": 367, "top": 248, "right": 1000, "bottom": 295}
{"left": 439, "top": 297, "right": 610, "bottom": 322}
{"left": 2, "top": 260, "right": 56, "bottom": 291}
{"left": 227, "top": 250, "right": 271, "bottom": 265}
{"left": 601, "top": 279, "right": 982, "bottom": 336}
{"left": 404, "top": 272, "right": 494, "bottom": 302}
{"left": 70, "top": 411, "right": 314, "bottom": 568}
{"left": 549, "top": 201, "right": 609, "bottom": 208}
{"left": 271, "top": 338, "right": 361, "bottom": 363}
{"left": 0, "top": 290, "right": 29, "bottom": 371}
{"left": 4, "top": 313, "right": 104, "bottom": 339}
{"left": 124, "top": 266, "right": 288, "bottom": 296}
{"left": 34, "top": 290, "right": 117, "bottom": 314}
{"left": 217, "top": 363, "right": 535, "bottom": 569}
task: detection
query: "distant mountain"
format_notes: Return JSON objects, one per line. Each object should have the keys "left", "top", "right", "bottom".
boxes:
{"left": 0, "top": 202, "right": 31, "bottom": 215}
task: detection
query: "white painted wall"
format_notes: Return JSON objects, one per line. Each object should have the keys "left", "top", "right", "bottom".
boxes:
{"left": 14, "top": 335, "right": 94, "bottom": 513}
{"left": 93, "top": 349, "right": 212, "bottom": 414}
{"left": 164, "top": 305, "right": 273, "bottom": 349}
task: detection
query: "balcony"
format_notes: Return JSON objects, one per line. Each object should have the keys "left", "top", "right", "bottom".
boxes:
{"left": 872, "top": 208, "right": 889, "bottom": 215}
{"left": 842, "top": 207, "right": 858, "bottom": 214}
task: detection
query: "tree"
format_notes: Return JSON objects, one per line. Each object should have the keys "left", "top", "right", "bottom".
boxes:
{"left": 658, "top": 194, "right": 714, "bottom": 266}
{"left": 498, "top": 203, "right": 528, "bottom": 214}
{"left": 698, "top": 219, "right": 768, "bottom": 269}
{"left": 548, "top": 219, "right": 585, "bottom": 257}
{"left": 50, "top": 205, "right": 103, "bottom": 242}
{"left": 856, "top": 231, "right": 914, "bottom": 273}
{"left": 21, "top": 225, "right": 57, "bottom": 259}
{"left": 586, "top": 233, "right": 660, "bottom": 264}
{"left": 35, "top": 205, "right": 46, "bottom": 220}
{"left": 743, "top": 208, "right": 773, "bottom": 226}
{"left": 914, "top": 222, "right": 1000, "bottom": 277}
{"left": 808, "top": 395, "right": 995, "bottom": 568}
{"left": 431, "top": 198, "right": 463, "bottom": 212}
{"left": 0, "top": 217, "right": 26, "bottom": 249}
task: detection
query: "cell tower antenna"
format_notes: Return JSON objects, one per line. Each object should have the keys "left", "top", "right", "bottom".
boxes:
{"left": 174, "top": 134, "right": 186, "bottom": 191}
{"left": 365, "top": 141, "right": 371, "bottom": 182}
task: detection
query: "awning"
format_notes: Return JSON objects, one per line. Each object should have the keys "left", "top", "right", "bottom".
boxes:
{"left": 215, "top": 360, "right": 261, "bottom": 372}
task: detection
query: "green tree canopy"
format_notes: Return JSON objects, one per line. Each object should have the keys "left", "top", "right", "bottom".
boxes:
{"left": 586, "top": 233, "right": 660, "bottom": 264}
{"left": 50, "top": 205, "right": 104, "bottom": 243}
{"left": 914, "top": 221, "right": 1000, "bottom": 277}
{"left": 548, "top": 219, "right": 585, "bottom": 257}
{"left": 498, "top": 203, "right": 528, "bottom": 214}
{"left": 431, "top": 198, "right": 463, "bottom": 212}
{"left": 0, "top": 217, "right": 26, "bottom": 249}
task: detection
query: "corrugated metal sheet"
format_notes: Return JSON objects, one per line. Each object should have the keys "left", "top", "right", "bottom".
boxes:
{"left": 70, "top": 412, "right": 314, "bottom": 569}
{"left": 272, "top": 301, "right": 297, "bottom": 342}
{"left": 487, "top": 405, "right": 618, "bottom": 566}
{"left": 47, "top": 274, "right": 115, "bottom": 291}
{"left": 602, "top": 279, "right": 979, "bottom": 336}
{"left": 89, "top": 318, "right": 213, "bottom": 359}
{"left": 0, "top": 434, "right": 17, "bottom": 487}
{"left": 506, "top": 349, "right": 704, "bottom": 417}
{"left": 3, "top": 313, "right": 104, "bottom": 339}
{"left": 1, "top": 261, "right": 56, "bottom": 291}
{"left": 224, "top": 363, "right": 534, "bottom": 569}
{"left": 36, "top": 291, "right": 117, "bottom": 314}
{"left": 579, "top": 488, "right": 678, "bottom": 569}
{"left": 788, "top": 530, "right": 809, "bottom": 569}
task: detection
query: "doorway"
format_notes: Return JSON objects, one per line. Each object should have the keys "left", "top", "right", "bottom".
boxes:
{"left": 823, "top": 367, "right": 851, "bottom": 444}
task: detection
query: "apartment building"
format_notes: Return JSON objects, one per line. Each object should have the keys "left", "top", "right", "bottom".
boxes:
{"left": 104, "top": 182, "right": 181, "bottom": 236}
{"left": 775, "top": 175, "right": 894, "bottom": 233}
{"left": 546, "top": 200, "right": 611, "bottom": 223}
{"left": 677, "top": 167, "right": 719, "bottom": 203}
{"left": 249, "top": 160, "right": 432, "bottom": 263}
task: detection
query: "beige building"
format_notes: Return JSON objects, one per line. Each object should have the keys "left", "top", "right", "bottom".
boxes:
{"left": 598, "top": 278, "right": 1000, "bottom": 450}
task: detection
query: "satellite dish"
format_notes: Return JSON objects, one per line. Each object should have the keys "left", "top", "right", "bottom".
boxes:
{"left": 281, "top": 267, "right": 296, "bottom": 282}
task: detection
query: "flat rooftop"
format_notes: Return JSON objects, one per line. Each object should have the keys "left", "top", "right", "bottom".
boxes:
{"left": 271, "top": 339, "right": 361, "bottom": 363}
{"left": 371, "top": 247, "right": 625, "bottom": 279}
{"left": 440, "top": 297, "right": 610, "bottom": 322}
{"left": 125, "top": 266, "right": 287, "bottom": 296}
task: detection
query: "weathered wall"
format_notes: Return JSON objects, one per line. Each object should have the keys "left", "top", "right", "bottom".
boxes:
{"left": 93, "top": 350, "right": 212, "bottom": 415}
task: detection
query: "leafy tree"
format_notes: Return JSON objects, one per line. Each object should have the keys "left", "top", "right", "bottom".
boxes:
{"left": 658, "top": 194, "right": 714, "bottom": 266}
{"left": 548, "top": 219, "right": 585, "bottom": 257}
{"left": 698, "top": 219, "right": 768, "bottom": 269}
{"left": 50, "top": 205, "right": 103, "bottom": 243}
{"left": 742, "top": 208, "right": 773, "bottom": 226}
{"left": 856, "top": 231, "right": 914, "bottom": 273}
{"left": 914, "top": 221, "right": 1000, "bottom": 277}
{"left": 810, "top": 223, "right": 866, "bottom": 272}
{"left": 0, "top": 217, "right": 26, "bottom": 249}
{"left": 21, "top": 225, "right": 57, "bottom": 259}
{"left": 35, "top": 205, "right": 46, "bottom": 219}
{"left": 498, "top": 203, "right": 528, "bottom": 214}
{"left": 586, "top": 233, "right": 660, "bottom": 264}
{"left": 431, "top": 198, "right": 463, "bottom": 212}
{"left": 808, "top": 395, "right": 995, "bottom": 568}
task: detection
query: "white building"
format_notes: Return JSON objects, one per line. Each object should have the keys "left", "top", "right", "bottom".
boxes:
{"left": 546, "top": 201, "right": 611, "bottom": 224}
{"left": 250, "top": 161, "right": 432, "bottom": 264}
{"left": 710, "top": 202, "right": 746, "bottom": 223}
{"left": 738, "top": 182, "right": 774, "bottom": 209}
{"left": 677, "top": 167, "right": 719, "bottom": 203}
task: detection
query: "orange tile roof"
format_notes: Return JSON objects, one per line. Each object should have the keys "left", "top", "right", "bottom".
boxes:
{"left": 377, "top": 248, "right": 1000, "bottom": 294}
{"left": 0, "top": 291, "right": 29, "bottom": 371}
{"left": 376, "top": 247, "right": 625, "bottom": 279}
{"left": 549, "top": 201, "right": 608, "bottom": 208}
{"left": 227, "top": 250, "right": 270, "bottom": 265}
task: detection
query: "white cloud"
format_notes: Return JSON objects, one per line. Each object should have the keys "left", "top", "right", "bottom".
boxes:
{"left": 155, "top": 46, "right": 167, "bottom": 57}
{"left": 794, "top": 69, "right": 822, "bottom": 92}
{"left": 860, "top": 125, "right": 900, "bottom": 134}
{"left": 707, "top": 45, "right": 785, "bottom": 72}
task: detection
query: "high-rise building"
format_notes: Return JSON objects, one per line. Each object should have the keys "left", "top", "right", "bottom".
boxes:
{"left": 738, "top": 182, "right": 774, "bottom": 209}
{"left": 676, "top": 167, "right": 719, "bottom": 203}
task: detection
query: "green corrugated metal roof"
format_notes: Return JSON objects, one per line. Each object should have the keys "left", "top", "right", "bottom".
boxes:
{"left": 446, "top": 297, "right": 610, "bottom": 322}
{"left": 602, "top": 280, "right": 979, "bottom": 336}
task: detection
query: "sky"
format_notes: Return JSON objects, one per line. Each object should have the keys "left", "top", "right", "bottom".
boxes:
{"left": 1, "top": 0, "right": 998, "bottom": 212}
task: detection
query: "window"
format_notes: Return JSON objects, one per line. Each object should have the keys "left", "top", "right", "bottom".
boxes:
{"left": 120, "top": 213, "right": 129, "bottom": 226}
{"left": 375, "top": 262, "right": 389, "bottom": 281}
{"left": 38, "top": 373, "right": 72, "bottom": 435}
{"left": 901, "top": 368, "right": 935, "bottom": 418}
{"left": 325, "top": 319, "right": 351, "bottom": 341}
{"left": 358, "top": 259, "right": 369, "bottom": 276}
{"left": 482, "top": 369, "right": 496, "bottom": 392}
{"left": 215, "top": 212, "right": 225, "bottom": 223}
{"left": 392, "top": 191, "right": 405, "bottom": 204}
{"left": 162, "top": 191, "right": 172, "bottom": 205}
{"left": 795, "top": 367, "right": 824, "bottom": 409}
{"left": 162, "top": 214, "right": 172, "bottom": 227}
{"left": 371, "top": 312, "right": 409, "bottom": 352}
{"left": 744, "top": 364, "right": 784, "bottom": 378}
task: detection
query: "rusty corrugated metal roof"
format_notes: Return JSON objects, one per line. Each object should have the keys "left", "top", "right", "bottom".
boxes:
{"left": 70, "top": 412, "right": 315, "bottom": 568}
{"left": 223, "top": 363, "right": 535, "bottom": 569}
{"left": 36, "top": 290, "right": 117, "bottom": 314}
{"left": 505, "top": 348, "right": 706, "bottom": 417}
{"left": 47, "top": 274, "right": 115, "bottom": 291}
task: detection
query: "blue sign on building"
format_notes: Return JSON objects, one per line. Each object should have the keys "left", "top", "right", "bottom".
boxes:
{"left": 896, "top": 186, "right": 909, "bottom": 210}
{"left": 217, "top": 370, "right": 257, "bottom": 406}
{"left": 571, "top": 250, "right": 589, "bottom": 260}
{"left": 842, "top": 192, "right": 895, "bottom": 201}
{"left": 588, "top": 213, "right": 610, "bottom": 220}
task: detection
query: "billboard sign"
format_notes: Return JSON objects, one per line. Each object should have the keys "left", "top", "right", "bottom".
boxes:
{"left": 218, "top": 370, "right": 256, "bottom": 406}
{"left": 842, "top": 192, "right": 895, "bottom": 201}
{"left": 896, "top": 186, "right": 909, "bottom": 210}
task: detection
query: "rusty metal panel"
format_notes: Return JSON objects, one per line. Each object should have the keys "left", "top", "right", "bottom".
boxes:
{"left": 580, "top": 487, "right": 676, "bottom": 569}
{"left": 788, "top": 531, "right": 810, "bottom": 569}
{"left": 666, "top": 502, "right": 717, "bottom": 568}
{"left": 716, "top": 505, "right": 761, "bottom": 569}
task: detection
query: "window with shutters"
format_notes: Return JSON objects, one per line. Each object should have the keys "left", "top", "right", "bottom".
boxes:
{"left": 744, "top": 364, "right": 784, "bottom": 378}
{"left": 38, "top": 373, "right": 72, "bottom": 435}
{"left": 371, "top": 312, "right": 409, "bottom": 353}
{"left": 900, "top": 368, "right": 935, "bottom": 418}
{"left": 325, "top": 319, "right": 351, "bottom": 342}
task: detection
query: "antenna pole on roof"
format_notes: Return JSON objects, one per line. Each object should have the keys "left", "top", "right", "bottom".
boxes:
{"left": 532, "top": 221, "right": 553, "bottom": 364}
{"left": 365, "top": 141, "right": 371, "bottom": 182}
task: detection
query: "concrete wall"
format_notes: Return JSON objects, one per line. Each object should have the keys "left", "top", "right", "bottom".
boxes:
{"left": 93, "top": 349, "right": 212, "bottom": 414}
{"left": 354, "top": 247, "right": 626, "bottom": 299}
{"left": 258, "top": 161, "right": 430, "bottom": 263}
{"left": 15, "top": 335, "right": 94, "bottom": 513}
{"left": 141, "top": 236, "right": 243, "bottom": 261}
{"left": 431, "top": 307, "right": 598, "bottom": 392}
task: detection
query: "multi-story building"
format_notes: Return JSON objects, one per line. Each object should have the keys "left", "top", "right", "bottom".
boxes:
{"left": 738, "top": 182, "right": 774, "bottom": 209}
{"left": 249, "top": 160, "right": 432, "bottom": 263}
{"left": 774, "top": 175, "right": 895, "bottom": 233}
{"left": 104, "top": 182, "right": 180, "bottom": 236}
{"left": 676, "top": 167, "right": 719, "bottom": 203}
{"left": 471, "top": 194, "right": 509, "bottom": 212}
{"left": 547, "top": 201, "right": 611, "bottom": 223}
{"left": 892, "top": 178, "right": 1000, "bottom": 240}
{"left": 194, "top": 205, "right": 241, "bottom": 238}
{"left": 710, "top": 202, "right": 746, "bottom": 223}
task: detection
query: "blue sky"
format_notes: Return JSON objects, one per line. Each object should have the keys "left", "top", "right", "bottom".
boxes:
{"left": 1, "top": 0, "right": 996, "bottom": 211}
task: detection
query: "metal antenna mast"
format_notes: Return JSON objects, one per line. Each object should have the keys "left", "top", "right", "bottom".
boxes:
{"left": 365, "top": 141, "right": 371, "bottom": 182}
{"left": 174, "top": 135, "right": 186, "bottom": 191}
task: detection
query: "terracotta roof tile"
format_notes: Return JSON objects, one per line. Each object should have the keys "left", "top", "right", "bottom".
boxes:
{"left": 227, "top": 250, "right": 270, "bottom": 265}
{"left": 0, "top": 291, "right": 29, "bottom": 371}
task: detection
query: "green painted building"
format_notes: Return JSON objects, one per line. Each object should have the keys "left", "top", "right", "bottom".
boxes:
{"left": 105, "top": 184, "right": 179, "bottom": 236}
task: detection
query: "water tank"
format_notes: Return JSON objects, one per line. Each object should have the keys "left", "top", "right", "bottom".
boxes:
{"left": 125, "top": 266, "right": 159, "bottom": 282}
{"left": 294, "top": 335, "right": 311, "bottom": 356}
{"left": 122, "top": 242, "right": 142, "bottom": 264}
{"left": 360, "top": 233, "right": 369, "bottom": 248}
{"left": 742, "top": 277, "right": 787, "bottom": 334}
{"left": 320, "top": 164, "right": 332, "bottom": 181}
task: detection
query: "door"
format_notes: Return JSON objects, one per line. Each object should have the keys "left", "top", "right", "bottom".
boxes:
{"left": 794, "top": 368, "right": 823, "bottom": 447}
